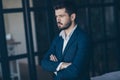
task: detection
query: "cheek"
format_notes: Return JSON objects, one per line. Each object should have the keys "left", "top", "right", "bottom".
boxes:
{"left": 63, "top": 19, "right": 71, "bottom": 25}
{"left": 61, "top": 17, "right": 68, "bottom": 23}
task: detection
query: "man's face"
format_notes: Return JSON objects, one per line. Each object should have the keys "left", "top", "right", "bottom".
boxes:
{"left": 55, "top": 8, "right": 72, "bottom": 30}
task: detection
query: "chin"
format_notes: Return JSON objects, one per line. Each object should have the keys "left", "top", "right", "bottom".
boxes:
{"left": 58, "top": 27, "right": 63, "bottom": 30}
{"left": 59, "top": 28, "right": 67, "bottom": 31}
{"left": 58, "top": 26, "right": 63, "bottom": 29}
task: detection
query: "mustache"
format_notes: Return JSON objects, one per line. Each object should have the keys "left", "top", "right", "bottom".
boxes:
{"left": 57, "top": 22, "right": 62, "bottom": 25}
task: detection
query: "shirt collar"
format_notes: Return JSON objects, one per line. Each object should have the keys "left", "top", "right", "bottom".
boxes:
{"left": 59, "top": 25, "right": 77, "bottom": 39}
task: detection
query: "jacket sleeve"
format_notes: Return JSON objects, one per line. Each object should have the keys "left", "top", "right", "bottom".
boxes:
{"left": 57, "top": 34, "right": 91, "bottom": 79}
{"left": 41, "top": 37, "right": 61, "bottom": 72}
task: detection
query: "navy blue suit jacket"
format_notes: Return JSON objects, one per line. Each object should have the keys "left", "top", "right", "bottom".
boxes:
{"left": 41, "top": 26, "right": 91, "bottom": 80}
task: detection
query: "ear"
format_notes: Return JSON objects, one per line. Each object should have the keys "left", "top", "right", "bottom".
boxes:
{"left": 71, "top": 13, "right": 76, "bottom": 21}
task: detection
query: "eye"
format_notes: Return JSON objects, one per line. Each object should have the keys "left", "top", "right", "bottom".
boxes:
{"left": 59, "top": 15, "right": 64, "bottom": 17}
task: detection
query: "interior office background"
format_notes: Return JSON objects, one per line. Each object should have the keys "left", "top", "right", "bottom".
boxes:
{"left": 0, "top": 0, "right": 120, "bottom": 80}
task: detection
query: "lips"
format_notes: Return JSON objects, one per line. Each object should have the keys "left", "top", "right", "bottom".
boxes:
{"left": 57, "top": 22, "right": 62, "bottom": 25}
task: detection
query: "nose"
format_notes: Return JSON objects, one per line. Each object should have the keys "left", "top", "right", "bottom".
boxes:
{"left": 56, "top": 16, "right": 61, "bottom": 22}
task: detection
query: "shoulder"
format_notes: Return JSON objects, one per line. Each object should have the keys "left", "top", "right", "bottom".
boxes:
{"left": 76, "top": 27, "right": 89, "bottom": 39}
{"left": 75, "top": 27, "right": 91, "bottom": 45}
{"left": 75, "top": 27, "right": 91, "bottom": 49}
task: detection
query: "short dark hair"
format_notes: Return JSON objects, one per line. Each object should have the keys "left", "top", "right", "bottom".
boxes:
{"left": 53, "top": 0, "right": 77, "bottom": 16}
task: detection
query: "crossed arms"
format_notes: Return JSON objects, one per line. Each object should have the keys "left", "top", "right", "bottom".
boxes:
{"left": 50, "top": 54, "right": 71, "bottom": 71}
{"left": 41, "top": 34, "right": 90, "bottom": 78}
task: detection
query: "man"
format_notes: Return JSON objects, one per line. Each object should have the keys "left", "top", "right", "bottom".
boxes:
{"left": 41, "top": 0, "right": 91, "bottom": 80}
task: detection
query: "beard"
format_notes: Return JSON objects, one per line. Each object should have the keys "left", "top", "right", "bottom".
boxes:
{"left": 58, "top": 21, "right": 72, "bottom": 30}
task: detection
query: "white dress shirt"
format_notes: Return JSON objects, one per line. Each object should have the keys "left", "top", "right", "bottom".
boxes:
{"left": 59, "top": 25, "right": 77, "bottom": 53}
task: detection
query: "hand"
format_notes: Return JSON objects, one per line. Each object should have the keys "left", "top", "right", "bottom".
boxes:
{"left": 60, "top": 62, "right": 71, "bottom": 70}
{"left": 50, "top": 54, "right": 58, "bottom": 62}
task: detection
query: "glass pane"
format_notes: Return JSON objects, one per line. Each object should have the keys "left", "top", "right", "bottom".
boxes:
{"left": 89, "top": 0, "right": 103, "bottom": 4}
{"left": 2, "top": 0, "right": 22, "bottom": 9}
{"left": 104, "top": 0, "right": 113, "bottom": 3}
{"left": 34, "top": 10, "right": 52, "bottom": 60}
{"left": 89, "top": 8, "right": 105, "bottom": 41}
{"left": 0, "top": 63, "right": 3, "bottom": 80}
{"left": 77, "top": 8, "right": 89, "bottom": 31}
{"left": 4, "top": 13, "right": 27, "bottom": 56}
{"left": 30, "top": 0, "right": 33, "bottom": 7}
{"left": 9, "top": 58, "right": 29, "bottom": 80}
{"left": 107, "top": 42, "right": 120, "bottom": 71}
{"left": 93, "top": 43, "right": 106, "bottom": 75}
{"left": 33, "top": 0, "right": 46, "bottom": 8}
{"left": 105, "top": 7, "right": 117, "bottom": 38}
{"left": 52, "top": 0, "right": 88, "bottom": 6}
{"left": 75, "top": 0, "right": 89, "bottom": 5}
{"left": 30, "top": 12, "right": 38, "bottom": 52}
{"left": 35, "top": 56, "right": 53, "bottom": 80}
{"left": 118, "top": 5, "right": 120, "bottom": 31}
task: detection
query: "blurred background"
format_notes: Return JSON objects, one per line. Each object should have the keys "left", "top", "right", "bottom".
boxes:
{"left": 0, "top": 0, "right": 120, "bottom": 80}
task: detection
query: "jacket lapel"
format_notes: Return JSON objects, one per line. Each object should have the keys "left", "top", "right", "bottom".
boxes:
{"left": 57, "top": 36, "right": 64, "bottom": 60}
{"left": 62, "top": 27, "right": 79, "bottom": 56}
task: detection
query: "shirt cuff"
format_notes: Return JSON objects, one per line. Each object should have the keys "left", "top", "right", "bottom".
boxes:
{"left": 56, "top": 62, "right": 63, "bottom": 71}
{"left": 54, "top": 62, "right": 63, "bottom": 75}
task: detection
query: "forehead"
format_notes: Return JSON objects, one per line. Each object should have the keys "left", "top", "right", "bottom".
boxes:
{"left": 55, "top": 8, "right": 67, "bottom": 15}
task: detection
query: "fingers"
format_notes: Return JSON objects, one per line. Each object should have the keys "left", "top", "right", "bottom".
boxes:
{"left": 66, "top": 63, "right": 71, "bottom": 67}
{"left": 63, "top": 62, "right": 71, "bottom": 68}
{"left": 60, "top": 62, "right": 72, "bottom": 70}
{"left": 50, "top": 54, "right": 58, "bottom": 62}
